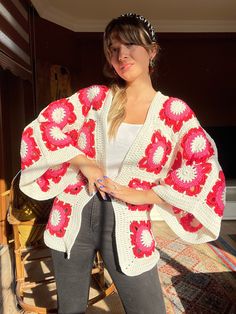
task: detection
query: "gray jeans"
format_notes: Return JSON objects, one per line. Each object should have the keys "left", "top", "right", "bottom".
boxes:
{"left": 51, "top": 193, "right": 166, "bottom": 314}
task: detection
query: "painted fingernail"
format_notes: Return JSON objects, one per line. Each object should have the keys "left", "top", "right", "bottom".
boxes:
{"left": 97, "top": 178, "right": 103, "bottom": 182}
{"left": 103, "top": 175, "right": 108, "bottom": 179}
{"left": 99, "top": 185, "right": 105, "bottom": 189}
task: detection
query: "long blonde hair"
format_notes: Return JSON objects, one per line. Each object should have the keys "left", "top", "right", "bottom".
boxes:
{"left": 103, "top": 14, "right": 160, "bottom": 139}
{"left": 107, "top": 85, "right": 127, "bottom": 138}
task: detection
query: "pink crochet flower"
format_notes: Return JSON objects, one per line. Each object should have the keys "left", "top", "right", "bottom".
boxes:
{"left": 171, "top": 152, "right": 182, "bottom": 171}
{"left": 64, "top": 173, "right": 87, "bottom": 195}
{"left": 159, "top": 97, "right": 194, "bottom": 132}
{"left": 130, "top": 221, "right": 155, "bottom": 258}
{"left": 36, "top": 163, "right": 70, "bottom": 192}
{"left": 138, "top": 131, "right": 172, "bottom": 174}
{"left": 206, "top": 171, "right": 225, "bottom": 217}
{"left": 21, "top": 127, "right": 41, "bottom": 170}
{"left": 181, "top": 127, "right": 214, "bottom": 163}
{"left": 172, "top": 207, "right": 203, "bottom": 232}
{"left": 45, "top": 163, "right": 70, "bottom": 183}
{"left": 40, "top": 122, "right": 74, "bottom": 151}
{"left": 36, "top": 176, "right": 50, "bottom": 192}
{"left": 165, "top": 162, "right": 212, "bottom": 196}
{"left": 42, "top": 98, "right": 76, "bottom": 128}
{"left": 67, "top": 129, "right": 79, "bottom": 146}
{"left": 78, "top": 85, "right": 108, "bottom": 116}
{"left": 77, "top": 119, "right": 96, "bottom": 158}
{"left": 172, "top": 206, "right": 185, "bottom": 215}
{"left": 46, "top": 198, "right": 72, "bottom": 237}
{"left": 127, "top": 178, "right": 157, "bottom": 211}
{"left": 179, "top": 213, "right": 203, "bottom": 233}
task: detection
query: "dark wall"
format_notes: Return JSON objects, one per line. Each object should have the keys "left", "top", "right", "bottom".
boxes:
{"left": 157, "top": 33, "right": 236, "bottom": 127}
{"left": 33, "top": 15, "right": 236, "bottom": 179}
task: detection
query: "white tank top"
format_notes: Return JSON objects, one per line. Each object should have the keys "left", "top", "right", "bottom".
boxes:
{"left": 106, "top": 122, "right": 143, "bottom": 179}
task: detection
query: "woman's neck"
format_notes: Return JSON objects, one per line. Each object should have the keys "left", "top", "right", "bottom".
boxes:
{"left": 125, "top": 77, "right": 156, "bottom": 103}
{"left": 123, "top": 79, "right": 157, "bottom": 124}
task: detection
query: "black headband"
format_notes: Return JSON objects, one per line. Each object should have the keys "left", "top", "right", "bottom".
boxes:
{"left": 118, "top": 13, "right": 157, "bottom": 42}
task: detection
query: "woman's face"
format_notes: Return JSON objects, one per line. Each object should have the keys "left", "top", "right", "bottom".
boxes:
{"left": 109, "top": 38, "right": 155, "bottom": 84}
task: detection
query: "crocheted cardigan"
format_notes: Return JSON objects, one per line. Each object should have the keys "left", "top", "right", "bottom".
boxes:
{"left": 19, "top": 85, "right": 225, "bottom": 276}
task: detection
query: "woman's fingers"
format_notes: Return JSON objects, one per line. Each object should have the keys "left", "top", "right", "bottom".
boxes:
{"left": 92, "top": 175, "right": 128, "bottom": 201}
{"left": 88, "top": 180, "right": 107, "bottom": 200}
{"left": 99, "top": 190, "right": 107, "bottom": 200}
{"left": 87, "top": 177, "right": 106, "bottom": 200}
{"left": 95, "top": 176, "right": 121, "bottom": 195}
{"left": 75, "top": 158, "right": 109, "bottom": 201}
{"left": 88, "top": 180, "right": 96, "bottom": 196}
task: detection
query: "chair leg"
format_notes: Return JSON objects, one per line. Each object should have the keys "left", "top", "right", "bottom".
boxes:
{"left": 88, "top": 251, "right": 116, "bottom": 306}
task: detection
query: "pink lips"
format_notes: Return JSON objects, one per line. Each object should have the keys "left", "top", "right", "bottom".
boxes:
{"left": 120, "top": 63, "right": 133, "bottom": 72}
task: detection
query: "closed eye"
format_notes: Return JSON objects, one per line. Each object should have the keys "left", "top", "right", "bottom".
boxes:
{"left": 109, "top": 46, "right": 118, "bottom": 53}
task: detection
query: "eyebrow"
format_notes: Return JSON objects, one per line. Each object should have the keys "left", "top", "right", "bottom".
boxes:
{"left": 108, "top": 41, "right": 119, "bottom": 49}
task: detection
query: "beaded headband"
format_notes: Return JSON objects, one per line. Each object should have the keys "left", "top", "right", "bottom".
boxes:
{"left": 119, "top": 13, "right": 157, "bottom": 42}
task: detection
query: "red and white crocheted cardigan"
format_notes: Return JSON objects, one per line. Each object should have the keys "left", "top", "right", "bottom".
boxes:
{"left": 19, "top": 85, "right": 225, "bottom": 276}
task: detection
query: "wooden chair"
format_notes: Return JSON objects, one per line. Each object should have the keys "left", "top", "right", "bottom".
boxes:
{"left": 7, "top": 172, "right": 115, "bottom": 313}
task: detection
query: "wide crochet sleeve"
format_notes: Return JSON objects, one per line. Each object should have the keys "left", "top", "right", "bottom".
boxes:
{"left": 152, "top": 97, "right": 226, "bottom": 243}
{"left": 19, "top": 85, "right": 109, "bottom": 200}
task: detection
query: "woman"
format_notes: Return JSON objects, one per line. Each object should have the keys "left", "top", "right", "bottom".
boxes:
{"left": 19, "top": 13, "right": 225, "bottom": 314}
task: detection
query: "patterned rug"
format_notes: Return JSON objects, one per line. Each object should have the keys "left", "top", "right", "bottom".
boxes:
{"left": 155, "top": 226, "right": 236, "bottom": 314}
{"left": 208, "top": 234, "right": 236, "bottom": 272}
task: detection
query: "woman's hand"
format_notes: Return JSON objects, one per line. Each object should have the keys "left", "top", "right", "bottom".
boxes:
{"left": 97, "top": 176, "right": 165, "bottom": 205}
{"left": 69, "top": 155, "right": 107, "bottom": 199}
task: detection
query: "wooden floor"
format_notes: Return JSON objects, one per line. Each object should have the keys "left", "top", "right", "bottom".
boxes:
{"left": 1, "top": 220, "right": 236, "bottom": 314}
